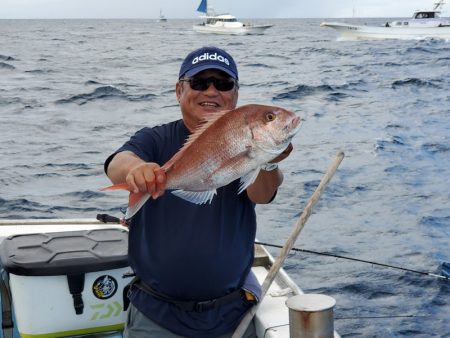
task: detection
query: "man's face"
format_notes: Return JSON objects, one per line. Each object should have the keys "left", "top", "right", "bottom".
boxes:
{"left": 176, "top": 69, "right": 239, "bottom": 131}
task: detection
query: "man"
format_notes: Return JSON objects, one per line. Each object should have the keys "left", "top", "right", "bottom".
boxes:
{"left": 105, "top": 46, "right": 293, "bottom": 337}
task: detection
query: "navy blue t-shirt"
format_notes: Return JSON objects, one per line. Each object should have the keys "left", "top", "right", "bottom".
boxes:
{"left": 107, "top": 119, "right": 257, "bottom": 337}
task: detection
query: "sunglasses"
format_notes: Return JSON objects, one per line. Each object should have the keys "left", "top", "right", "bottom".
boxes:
{"left": 180, "top": 76, "right": 238, "bottom": 92}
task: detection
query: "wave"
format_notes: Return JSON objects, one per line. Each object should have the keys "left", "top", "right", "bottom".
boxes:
{"left": 0, "top": 62, "right": 15, "bottom": 70}
{"left": 385, "top": 123, "right": 404, "bottom": 130}
{"left": 43, "top": 162, "right": 92, "bottom": 170}
{"left": 60, "top": 190, "right": 105, "bottom": 199}
{"left": 436, "top": 57, "right": 450, "bottom": 64}
{"left": 85, "top": 80, "right": 102, "bottom": 85}
{"left": 392, "top": 78, "right": 442, "bottom": 89}
{"left": 327, "top": 92, "right": 350, "bottom": 101}
{"left": 0, "top": 197, "right": 45, "bottom": 214}
{"left": 258, "top": 53, "right": 290, "bottom": 60}
{"left": 273, "top": 80, "right": 366, "bottom": 101}
{"left": 384, "top": 165, "right": 409, "bottom": 174}
{"left": 25, "top": 69, "right": 57, "bottom": 74}
{"left": 404, "top": 46, "right": 438, "bottom": 54}
{"left": 420, "top": 215, "right": 450, "bottom": 229}
{"left": 246, "top": 63, "right": 273, "bottom": 68}
{"left": 55, "top": 85, "right": 156, "bottom": 105}
{"left": 0, "top": 55, "right": 16, "bottom": 61}
{"left": 421, "top": 142, "right": 450, "bottom": 154}
{"left": 273, "top": 84, "right": 333, "bottom": 100}
{"left": 0, "top": 192, "right": 124, "bottom": 219}
{"left": 375, "top": 135, "right": 407, "bottom": 152}
{"left": 383, "top": 62, "right": 403, "bottom": 67}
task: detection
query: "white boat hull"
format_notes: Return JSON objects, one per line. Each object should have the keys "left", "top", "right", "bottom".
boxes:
{"left": 321, "top": 21, "right": 450, "bottom": 40}
{"left": 0, "top": 218, "right": 340, "bottom": 338}
{"left": 193, "top": 23, "right": 273, "bottom": 35}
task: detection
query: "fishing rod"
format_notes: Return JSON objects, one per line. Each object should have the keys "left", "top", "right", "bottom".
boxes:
{"left": 255, "top": 241, "right": 449, "bottom": 281}
{"left": 96, "top": 214, "right": 449, "bottom": 281}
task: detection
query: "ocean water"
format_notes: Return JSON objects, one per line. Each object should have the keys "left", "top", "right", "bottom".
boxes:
{"left": 0, "top": 18, "right": 449, "bottom": 337}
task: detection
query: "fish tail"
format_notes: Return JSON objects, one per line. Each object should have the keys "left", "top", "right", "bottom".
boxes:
{"left": 99, "top": 183, "right": 130, "bottom": 191}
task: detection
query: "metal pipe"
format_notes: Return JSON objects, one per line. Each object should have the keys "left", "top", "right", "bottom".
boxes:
{"left": 286, "top": 294, "right": 336, "bottom": 338}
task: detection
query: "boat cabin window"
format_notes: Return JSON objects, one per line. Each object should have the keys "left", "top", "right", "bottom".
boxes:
{"left": 207, "top": 17, "right": 237, "bottom": 23}
{"left": 414, "top": 12, "right": 436, "bottom": 19}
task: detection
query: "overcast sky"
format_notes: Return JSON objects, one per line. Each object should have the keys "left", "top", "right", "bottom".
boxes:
{"left": 1, "top": 0, "right": 447, "bottom": 19}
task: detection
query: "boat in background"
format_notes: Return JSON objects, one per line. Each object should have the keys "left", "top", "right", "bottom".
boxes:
{"left": 321, "top": 0, "right": 450, "bottom": 40}
{"left": 157, "top": 9, "right": 167, "bottom": 22}
{"left": 0, "top": 218, "right": 340, "bottom": 338}
{"left": 193, "top": 0, "right": 273, "bottom": 35}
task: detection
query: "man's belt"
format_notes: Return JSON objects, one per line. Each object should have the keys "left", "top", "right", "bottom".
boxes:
{"left": 127, "top": 276, "right": 253, "bottom": 312}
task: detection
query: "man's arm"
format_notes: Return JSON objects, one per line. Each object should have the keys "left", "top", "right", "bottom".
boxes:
{"left": 106, "top": 151, "right": 145, "bottom": 184}
{"left": 246, "top": 168, "right": 284, "bottom": 204}
{"left": 106, "top": 151, "right": 166, "bottom": 198}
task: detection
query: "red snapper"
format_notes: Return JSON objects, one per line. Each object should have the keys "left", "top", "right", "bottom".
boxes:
{"left": 102, "top": 104, "right": 301, "bottom": 218}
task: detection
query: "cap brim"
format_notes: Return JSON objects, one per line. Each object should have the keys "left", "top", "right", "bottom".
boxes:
{"left": 183, "top": 64, "right": 237, "bottom": 79}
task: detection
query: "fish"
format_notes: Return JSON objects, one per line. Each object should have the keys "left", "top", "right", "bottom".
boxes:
{"left": 102, "top": 104, "right": 301, "bottom": 219}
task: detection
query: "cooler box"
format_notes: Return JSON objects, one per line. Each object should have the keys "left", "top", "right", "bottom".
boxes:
{"left": 0, "top": 228, "right": 131, "bottom": 338}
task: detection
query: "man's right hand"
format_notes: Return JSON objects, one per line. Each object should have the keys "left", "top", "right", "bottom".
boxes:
{"left": 126, "top": 162, "right": 167, "bottom": 199}
{"left": 107, "top": 151, "right": 167, "bottom": 200}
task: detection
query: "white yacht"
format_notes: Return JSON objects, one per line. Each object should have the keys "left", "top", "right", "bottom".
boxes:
{"left": 321, "top": 0, "right": 450, "bottom": 40}
{"left": 192, "top": 0, "right": 273, "bottom": 35}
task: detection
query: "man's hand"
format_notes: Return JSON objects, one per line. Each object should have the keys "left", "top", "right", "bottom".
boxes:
{"left": 126, "top": 163, "right": 167, "bottom": 199}
{"left": 270, "top": 143, "right": 293, "bottom": 164}
{"left": 107, "top": 151, "right": 167, "bottom": 200}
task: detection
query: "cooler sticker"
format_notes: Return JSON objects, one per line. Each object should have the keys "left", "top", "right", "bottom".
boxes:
{"left": 92, "top": 275, "right": 118, "bottom": 299}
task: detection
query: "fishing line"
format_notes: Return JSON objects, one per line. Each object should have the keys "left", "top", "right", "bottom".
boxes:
{"left": 96, "top": 213, "right": 448, "bottom": 281}
{"left": 335, "top": 315, "right": 427, "bottom": 320}
{"left": 254, "top": 241, "right": 449, "bottom": 281}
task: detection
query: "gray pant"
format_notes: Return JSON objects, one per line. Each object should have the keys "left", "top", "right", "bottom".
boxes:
{"left": 124, "top": 303, "right": 257, "bottom": 338}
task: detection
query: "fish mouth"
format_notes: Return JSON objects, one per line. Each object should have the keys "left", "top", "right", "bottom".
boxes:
{"left": 286, "top": 116, "right": 301, "bottom": 136}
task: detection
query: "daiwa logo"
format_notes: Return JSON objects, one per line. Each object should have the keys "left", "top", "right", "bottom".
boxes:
{"left": 192, "top": 52, "right": 230, "bottom": 66}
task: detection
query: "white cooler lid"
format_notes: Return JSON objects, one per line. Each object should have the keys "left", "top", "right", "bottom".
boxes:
{"left": 0, "top": 228, "right": 128, "bottom": 276}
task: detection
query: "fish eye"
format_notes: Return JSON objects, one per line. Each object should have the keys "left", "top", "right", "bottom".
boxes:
{"left": 266, "top": 112, "right": 276, "bottom": 122}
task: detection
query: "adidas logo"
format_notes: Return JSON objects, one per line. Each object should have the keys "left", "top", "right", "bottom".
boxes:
{"left": 192, "top": 52, "right": 230, "bottom": 66}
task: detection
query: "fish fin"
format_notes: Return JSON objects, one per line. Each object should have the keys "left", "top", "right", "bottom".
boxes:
{"left": 100, "top": 183, "right": 130, "bottom": 191}
{"left": 100, "top": 184, "right": 150, "bottom": 219}
{"left": 171, "top": 189, "right": 217, "bottom": 204}
{"left": 162, "top": 110, "right": 230, "bottom": 172}
{"left": 238, "top": 168, "right": 261, "bottom": 194}
{"left": 125, "top": 192, "right": 151, "bottom": 219}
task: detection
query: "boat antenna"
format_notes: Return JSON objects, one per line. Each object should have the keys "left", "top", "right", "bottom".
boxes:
{"left": 433, "top": 0, "right": 445, "bottom": 10}
{"left": 255, "top": 241, "right": 450, "bottom": 281}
